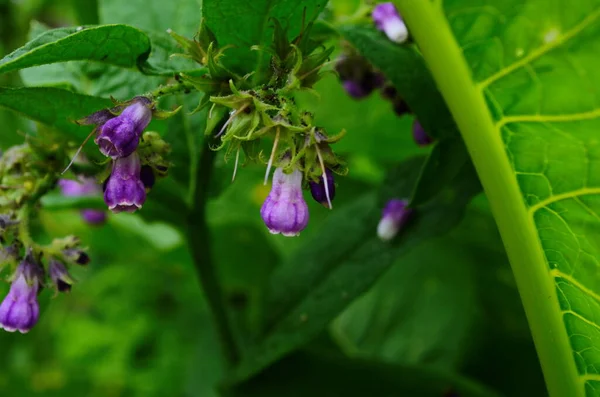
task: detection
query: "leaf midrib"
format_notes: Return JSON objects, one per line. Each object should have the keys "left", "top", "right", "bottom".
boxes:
{"left": 394, "top": 1, "right": 581, "bottom": 396}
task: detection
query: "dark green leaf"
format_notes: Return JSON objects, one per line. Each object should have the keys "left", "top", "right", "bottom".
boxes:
{"left": 230, "top": 351, "right": 502, "bottom": 397}
{"left": 0, "top": 25, "right": 151, "bottom": 75}
{"left": 229, "top": 156, "right": 481, "bottom": 382}
{"left": 0, "top": 86, "right": 111, "bottom": 139}
{"left": 203, "top": 0, "right": 327, "bottom": 74}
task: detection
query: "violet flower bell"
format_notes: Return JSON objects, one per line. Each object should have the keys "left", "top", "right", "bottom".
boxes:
{"left": 261, "top": 167, "right": 309, "bottom": 237}
{"left": 413, "top": 120, "right": 434, "bottom": 146}
{"left": 309, "top": 168, "right": 336, "bottom": 209}
{"left": 103, "top": 152, "right": 146, "bottom": 213}
{"left": 0, "top": 254, "right": 42, "bottom": 333}
{"left": 373, "top": 3, "right": 409, "bottom": 44}
{"left": 49, "top": 260, "right": 74, "bottom": 293}
{"left": 95, "top": 98, "right": 152, "bottom": 159}
{"left": 377, "top": 199, "right": 413, "bottom": 241}
{"left": 58, "top": 177, "right": 107, "bottom": 225}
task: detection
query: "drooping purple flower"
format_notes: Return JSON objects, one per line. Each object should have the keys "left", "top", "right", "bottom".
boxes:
{"left": 309, "top": 168, "right": 336, "bottom": 208}
{"left": 261, "top": 167, "right": 309, "bottom": 237}
{"left": 413, "top": 120, "right": 434, "bottom": 146}
{"left": 103, "top": 152, "right": 146, "bottom": 213}
{"left": 373, "top": 3, "right": 409, "bottom": 44}
{"left": 58, "top": 177, "right": 107, "bottom": 225}
{"left": 94, "top": 98, "right": 152, "bottom": 159}
{"left": 377, "top": 199, "right": 413, "bottom": 241}
{"left": 49, "top": 260, "right": 73, "bottom": 293}
{"left": 0, "top": 253, "right": 42, "bottom": 334}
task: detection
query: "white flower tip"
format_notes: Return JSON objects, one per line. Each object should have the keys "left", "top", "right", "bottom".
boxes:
{"left": 377, "top": 218, "right": 398, "bottom": 242}
{"left": 385, "top": 21, "right": 409, "bottom": 43}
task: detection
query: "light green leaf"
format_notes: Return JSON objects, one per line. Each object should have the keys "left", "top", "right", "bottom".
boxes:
{"left": 229, "top": 156, "right": 481, "bottom": 382}
{"left": 0, "top": 86, "right": 111, "bottom": 139}
{"left": 395, "top": 1, "right": 600, "bottom": 396}
{"left": 0, "top": 25, "right": 151, "bottom": 75}
{"left": 202, "top": 0, "right": 327, "bottom": 74}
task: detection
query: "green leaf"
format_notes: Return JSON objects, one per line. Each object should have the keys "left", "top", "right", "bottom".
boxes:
{"left": 395, "top": 1, "right": 600, "bottom": 396}
{"left": 230, "top": 351, "right": 502, "bottom": 397}
{"left": 0, "top": 86, "right": 111, "bottom": 139}
{"left": 229, "top": 156, "right": 481, "bottom": 382}
{"left": 202, "top": 0, "right": 327, "bottom": 74}
{"left": 0, "top": 25, "right": 151, "bottom": 75}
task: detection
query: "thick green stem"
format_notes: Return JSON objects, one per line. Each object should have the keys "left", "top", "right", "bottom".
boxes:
{"left": 393, "top": 1, "right": 579, "bottom": 396}
{"left": 186, "top": 141, "right": 240, "bottom": 367}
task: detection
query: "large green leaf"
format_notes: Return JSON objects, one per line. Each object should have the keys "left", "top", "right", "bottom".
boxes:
{"left": 202, "top": 0, "right": 327, "bottom": 74}
{"left": 0, "top": 25, "right": 151, "bottom": 75}
{"left": 394, "top": 1, "right": 600, "bottom": 396}
{"left": 228, "top": 156, "right": 481, "bottom": 382}
{"left": 0, "top": 87, "right": 110, "bottom": 139}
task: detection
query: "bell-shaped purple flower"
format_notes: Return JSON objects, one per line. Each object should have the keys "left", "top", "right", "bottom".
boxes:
{"left": 373, "top": 3, "right": 408, "bottom": 44}
{"left": 94, "top": 99, "right": 152, "bottom": 159}
{"left": 377, "top": 199, "right": 413, "bottom": 241}
{"left": 103, "top": 152, "right": 146, "bottom": 213}
{"left": 309, "top": 168, "right": 336, "bottom": 208}
{"left": 261, "top": 167, "right": 309, "bottom": 237}
{"left": 49, "top": 260, "right": 74, "bottom": 293}
{"left": 0, "top": 254, "right": 42, "bottom": 333}
{"left": 413, "top": 120, "right": 434, "bottom": 146}
{"left": 58, "top": 177, "right": 106, "bottom": 225}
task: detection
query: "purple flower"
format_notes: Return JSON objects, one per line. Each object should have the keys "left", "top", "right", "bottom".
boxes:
{"left": 94, "top": 99, "right": 152, "bottom": 159}
{"left": 103, "top": 152, "right": 146, "bottom": 213}
{"left": 377, "top": 199, "right": 413, "bottom": 241}
{"left": 309, "top": 168, "right": 336, "bottom": 208}
{"left": 0, "top": 254, "right": 42, "bottom": 334}
{"left": 343, "top": 80, "right": 372, "bottom": 99}
{"left": 58, "top": 177, "right": 106, "bottom": 225}
{"left": 413, "top": 120, "right": 434, "bottom": 146}
{"left": 49, "top": 260, "right": 73, "bottom": 293}
{"left": 373, "top": 3, "right": 408, "bottom": 43}
{"left": 261, "top": 167, "right": 309, "bottom": 237}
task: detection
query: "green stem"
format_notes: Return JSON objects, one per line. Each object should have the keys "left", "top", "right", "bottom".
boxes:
{"left": 186, "top": 141, "right": 240, "bottom": 367}
{"left": 149, "top": 81, "right": 196, "bottom": 99}
{"left": 393, "top": 2, "right": 579, "bottom": 396}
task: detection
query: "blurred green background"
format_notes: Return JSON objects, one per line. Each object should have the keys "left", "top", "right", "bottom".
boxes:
{"left": 0, "top": 0, "right": 547, "bottom": 395}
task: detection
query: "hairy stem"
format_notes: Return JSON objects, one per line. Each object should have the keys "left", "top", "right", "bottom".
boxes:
{"left": 186, "top": 140, "right": 240, "bottom": 367}
{"left": 149, "top": 81, "right": 196, "bottom": 99}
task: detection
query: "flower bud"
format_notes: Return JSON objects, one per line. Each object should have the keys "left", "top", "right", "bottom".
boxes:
{"left": 412, "top": 120, "right": 433, "bottom": 146}
{"left": 103, "top": 152, "right": 146, "bottom": 213}
{"left": 63, "top": 248, "right": 90, "bottom": 266}
{"left": 309, "top": 168, "right": 336, "bottom": 208}
{"left": 58, "top": 177, "right": 106, "bottom": 225}
{"left": 49, "top": 260, "right": 74, "bottom": 292}
{"left": 260, "top": 167, "right": 309, "bottom": 237}
{"left": 0, "top": 253, "right": 42, "bottom": 333}
{"left": 372, "top": 3, "right": 409, "bottom": 44}
{"left": 377, "top": 199, "right": 412, "bottom": 241}
{"left": 94, "top": 99, "right": 152, "bottom": 159}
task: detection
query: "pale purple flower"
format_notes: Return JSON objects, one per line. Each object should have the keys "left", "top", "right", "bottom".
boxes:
{"left": 58, "top": 177, "right": 106, "bottom": 225}
{"left": 413, "top": 120, "right": 433, "bottom": 146}
{"left": 261, "top": 167, "right": 309, "bottom": 236}
{"left": 309, "top": 168, "right": 336, "bottom": 208}
{"left": 49, "top": 260, "right": 73, "bottom": 292}
{"left": 377, "top": 199, "right": 413, "bottom": 241}
{"left": 94, "top": 98, "right": 152, "bottom": 159}
{"left": 0, "top": 253, "right": 42, "bottom": 334}
{"left": 373, "top": 3, "right": 409, "bottom": 43}
{"left": 103, "top": 152, "right": 146, "bottom": 213}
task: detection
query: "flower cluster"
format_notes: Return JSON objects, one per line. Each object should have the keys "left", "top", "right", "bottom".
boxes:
{"left": 77, "top": 97, "right": 172, "bottom": 213}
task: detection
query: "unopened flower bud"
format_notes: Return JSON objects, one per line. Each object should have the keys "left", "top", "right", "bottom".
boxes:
{"left": 309, "top": 168, "right": 336, "bottom": 208}
{"left": 261, "top": 167, "right": 309, "bottom": 237}
{"left": 103, "top": 152, "right": 146, "bottom": 213}
{"left": 49, "top": 260, "right": 74, "bottom": 293}
{"left": 377, "top": 199, "right": 413, "bottom": 241}
{"left": 0, "top": 252, "right": 42, "bottom": 333}
{"left": 95, "top": 98, "right": 152, "bottom": 159}
{"left": 412, "top": 120, "right": 433, "bottom": 146}
{"left": 63, "top": 248, "right": 90, "bottom": 266}
{"left": 373, "top": 3, "right": 409, "bottom": 44}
